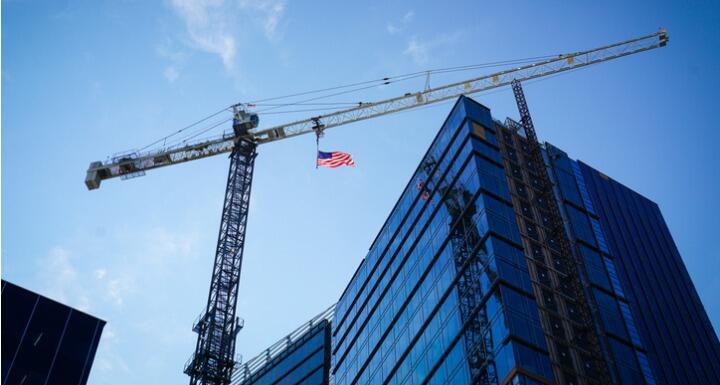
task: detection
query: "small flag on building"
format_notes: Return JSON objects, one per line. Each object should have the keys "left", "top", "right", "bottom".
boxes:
{"left": 317, "top": 151, "right": 355, "bottom": 168}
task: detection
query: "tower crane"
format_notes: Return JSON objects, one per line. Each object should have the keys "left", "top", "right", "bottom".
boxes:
{"left": 84, "top": 30, "right": 668, "bottom": 385}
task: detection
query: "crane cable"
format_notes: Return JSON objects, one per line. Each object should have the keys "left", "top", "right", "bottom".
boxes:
{"left": 245, "top": 54, "right": 557, "bottom": 106}
{"left": 133, "top": 54, "right": 562, "bottom": 154}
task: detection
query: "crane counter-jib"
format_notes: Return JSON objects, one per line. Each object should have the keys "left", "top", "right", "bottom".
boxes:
{"left": 85, "top": 28, "right": 667, "bottom": 189}
{"left": 85, "top": 132, "right": 238, "bottom": 190}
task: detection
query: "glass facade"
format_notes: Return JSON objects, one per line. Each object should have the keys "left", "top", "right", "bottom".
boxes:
{"left": 330, "top": 95, "right": 720, "bottom": 385}
{"left": 546, "top": 146, "right": 655, "bottom": 385}
{"left": 578, "top": 161, "right": 720, "bottom": 384}
{"left": 235, "top": 320, "right": 331, "bottom": 385}
{"left": 332, "top": 97, "right": 553, "bottom": 385}
{"left": 1, "top": 280, "right": 105, "bottom": 385}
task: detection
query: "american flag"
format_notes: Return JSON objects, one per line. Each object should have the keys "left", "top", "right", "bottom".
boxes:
{"left": 317, "top": 151, "right": 355, "bottom": 168}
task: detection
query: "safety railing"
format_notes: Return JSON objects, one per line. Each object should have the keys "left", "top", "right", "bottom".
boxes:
{"left": 231, "top": 303, "right": 336, "bottom": 385}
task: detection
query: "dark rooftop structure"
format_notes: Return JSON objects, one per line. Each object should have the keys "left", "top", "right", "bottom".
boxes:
{"left": 2, "top": 280, "right": 106, "bottom": 385}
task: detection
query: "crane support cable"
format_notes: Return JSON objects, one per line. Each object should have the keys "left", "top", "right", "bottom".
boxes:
{"left": 251, "top": 30, "right": 667, "bottom": 143}
{"left": 131, "top": 55, "right": 563, "bottom": 154}
{"left": 85, "top": 29, "right": 667, "bottom": 190}
{"left": 246, "top": 55, "right": 559, "bottom": 111}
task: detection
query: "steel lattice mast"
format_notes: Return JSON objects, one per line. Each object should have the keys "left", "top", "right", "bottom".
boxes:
{"left": 183, "top": 112, "right": 258, "bottom": 385}
{"left": 83, "top": 30, "right": 669, "bottom": 385}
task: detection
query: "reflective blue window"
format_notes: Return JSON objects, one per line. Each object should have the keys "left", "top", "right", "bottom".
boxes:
{"left": 570, "top": 160, "right": 596, "bottom": 215}
{"left": 593, "top": 288, "right": 628, "bottom": 339}
{"left": 494, "top": 342, "right": 516, "bottom": 382}
{"left": 565, "top": 204, "right": 596, "bottom": 246}
{"left": 608, "top": 338, "right": 644, "bottom": 385}
{"left": 636, "top": 351, "right": 657, "bottom": 385}
{"left": 619, "top": 301, "right": 642, "bottom": 347}
{"left": 578, "top": 244, "right": 611, "bottom": 290}
{"left": 495, "top": 257, "right": 533, "bottom": 295}
{"left": 590, "top": 218, "right": 610, "bottom": 254}
{"left": 604, "top": 257, "right": 626, "bottom": 298}
{"left": 470, "top": 135, "right": 502, "bottom": 164}
{"left": 513, "top": 343, "right": 553, "bottom": 381}
{"left": 555, "top": 168, "right": 583, "bottom": 207}
{"left": 473, "top": 156, "right": 510, "bottom": 200}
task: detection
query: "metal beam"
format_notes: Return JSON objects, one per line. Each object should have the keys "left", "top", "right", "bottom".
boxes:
{"left": 85, "top": 29, "right": 667, "bottom": 189}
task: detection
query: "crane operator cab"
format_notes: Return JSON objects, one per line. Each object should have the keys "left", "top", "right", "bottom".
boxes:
{"left": 232, "top": 106, "right": 259, "bottom": 137}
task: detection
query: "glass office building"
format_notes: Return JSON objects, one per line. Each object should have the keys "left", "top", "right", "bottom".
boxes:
{"left": 331, "top": 96, "right": 720, "bottom": 385}
{"left": 1, "top": 280, "right": 105, "bottom": 385}
{"left": 232, "top": 310, "right": 333, "bottom": 385}
{"left": 544, "top": 145, "right": 659, "bottom": 385}
{"left": 578, "top": 160, "right": 720, "bottom": 384}
{"left": 332, "top": 97, "right": 553, "bottom": 385}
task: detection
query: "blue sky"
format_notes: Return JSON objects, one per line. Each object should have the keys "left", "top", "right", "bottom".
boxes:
{"left": 2, "top": 1, "right": 719, "bottom": 384}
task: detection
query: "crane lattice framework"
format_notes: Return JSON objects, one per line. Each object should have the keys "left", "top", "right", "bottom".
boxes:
{"left": 84, "top": 30, "right": 668, "bottom": 385}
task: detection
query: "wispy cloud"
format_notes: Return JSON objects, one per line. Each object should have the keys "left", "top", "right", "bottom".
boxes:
{"left": 164, "top": 66, "right": 180, "bottom": 83}
{"left": 404, "top": 37, "right": 429, "bottom": 64}
{"left": 33, "top": 225, "right": 204, "bottom": 382}
{"left": 402, "top": 10, "right": 415, "bottom": 23}
{"left": 386, "top": 10, "right": 414, "bottom": 35}
{"left": 94, "top": 325, "right": 131, "bottom": 375}
{"left": 95, "top": 268, "right": 108, "bottom": 280}
{"left": 386, "top": 24, "right": 401, "bottom": 35}
{"left": 403, "top": 32, "right": 463, "bottom": 65}
{"left": 38, "top": 246, "right": 91, "bottom": 311}
{"left": 106, "top": 277, "right": 134, "bottom": 306}
{"left": 169, "top": 0, "right": 238, "bottom": 70}
{"left": 239, "top": 0, "right": 286, "bottom": 39}
{"left": 167, "top": 0, "right": 285, "bottom": 73}
{"left": 156, "top": 42, "right": 187, "bottom": 83}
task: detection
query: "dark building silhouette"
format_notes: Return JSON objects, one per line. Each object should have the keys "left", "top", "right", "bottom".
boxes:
{"left": 2, "top": 280, "right": 105, "bottom": 385}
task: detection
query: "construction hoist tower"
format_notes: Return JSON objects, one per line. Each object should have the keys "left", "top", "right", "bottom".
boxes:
{"left": 84, "top": 30, "right": 668, "bottom": 385}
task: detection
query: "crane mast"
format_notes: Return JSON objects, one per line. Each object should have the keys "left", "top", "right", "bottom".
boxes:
{"left": 183, "top": 109, "right": 258, "bottom": 385}
{"left": 83, "top": 30, "right": 668, "bottom": 385}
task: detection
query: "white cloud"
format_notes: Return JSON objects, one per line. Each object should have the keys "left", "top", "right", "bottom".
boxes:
{"left": 106, "top": 278, "right": 132, "bottom": 306}
{"left": 403, "top": 32, "right": 463, "bottom": 65}
{"left": 94, "top": 325, "right": 131, "bottom": 375}
{"left": 386, "top": 9, "right": 414, "bottom": 35}
{"left": 403, "top": 37, "right": 429, "bottom": 64}
{"left": 145, "top": 227, "right": 198, "bottom": 262}
{"left": 169, "top": 0, "right": 237, "bottom": 70}
{"left": 167, "top": 0, "right": 285, "bottom": 71}
{"left": 402, "top": 10, "right": 415, "bottom": 23}
{"left": 30, "top": 225, "right": 204, "bottom": 382}
{"left": 38, "top": 246, "right": 91, "bottom": 311}
{"left": 95, "top": 268, "right": 108, "bottom": 280}
{"left": 164, "top": 66, "right": 180, "bottom": 82}
{"left": 386, "top": 23, "right": 401, "bottom": 35}
{"left": 240, "top": 0, "right": 286, "bottom": 39}
{"left": 157, "top": 42, "right": 187, "bottom": 83}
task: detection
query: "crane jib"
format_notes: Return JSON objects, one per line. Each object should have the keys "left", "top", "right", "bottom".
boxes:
{"left": 84, "top": 29, "right": 667, "bottom": 190}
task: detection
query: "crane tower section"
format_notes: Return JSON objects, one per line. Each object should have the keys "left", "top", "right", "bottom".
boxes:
{"left": 184, "top": 109, "right": 258, "bottom": 385}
